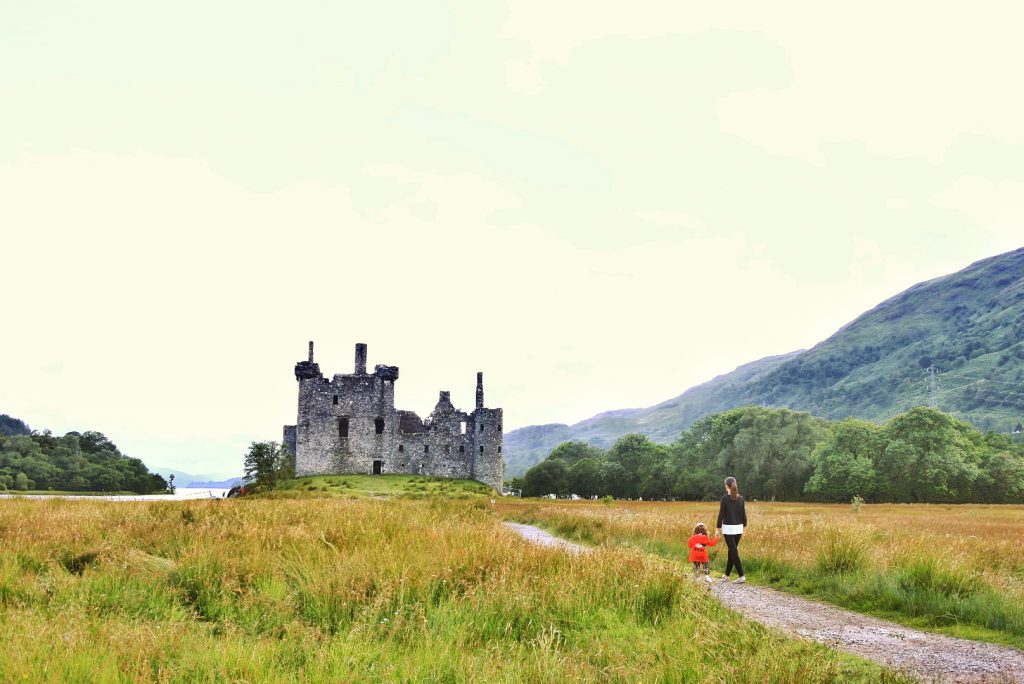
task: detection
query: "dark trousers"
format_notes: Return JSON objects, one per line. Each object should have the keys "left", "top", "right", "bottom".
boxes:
{"left": 724, "top": 534, "right": 744, "bottom": 577}
{"left": 692, "top": 561, "right": 709, "bottom": 576}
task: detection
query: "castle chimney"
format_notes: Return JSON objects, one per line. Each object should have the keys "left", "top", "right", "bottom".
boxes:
{"left": 308, "top": 341, "right": 314, "bottom": 363}
{"left": 476, "top": 372, "right": 484, "bottom": 409}
{"left": 354, "top": 343, "right": 368, "bottom": 374}
{"left": 439, "top": 391, "right": 451, "bottom": 404}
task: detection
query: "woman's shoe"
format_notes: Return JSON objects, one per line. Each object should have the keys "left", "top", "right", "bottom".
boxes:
{"left": 732, "top": 576, "right": 746, "bottom": 584}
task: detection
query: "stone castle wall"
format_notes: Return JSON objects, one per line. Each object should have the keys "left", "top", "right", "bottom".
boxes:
{"left": 284, "top": 342, "right": 504, "bottom": 490}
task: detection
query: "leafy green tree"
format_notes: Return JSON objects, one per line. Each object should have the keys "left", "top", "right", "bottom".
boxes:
{"left": 547, "top": 441, "right": 604, "bottom": 466}
{"left": 606, "top": 434, "right": 665, "bottom": 499}
{"left": 14, "top": 472, "right": 31, "bottom": 490}
{"left": 637, "top": 461, "right": 673, "bottom": 500}
{"left": 567, "top": 458, "right": 603, "bottom": 497}
{"left": 875, "top": 439, "right": 917, "bottom": 502}
{"left": 243, "top": 441, "right": 291, "bottom": 492}
{"left": 882, "top": 407, "right": 980, "bottom": 502}
{"left": 598, "top": 461, "right": 629, "bottom": 498}
{"left": 978, "top": 451, "right": 1024, "bottom": 503}
{"left": 668, "top": 407, "right": 829, "bottom": 501}
{"left": 805, "top": 419, "right": 883, "bottom": 501}
{"left": 67, "top": 475, "right": 89, "bottom": 491}
{"left": 522, "top": 459, "right": 569, "bottom": 497}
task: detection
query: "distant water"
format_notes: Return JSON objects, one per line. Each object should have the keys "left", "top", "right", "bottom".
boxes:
{"left": 0, "top": 486, "right": 231, "bottom": 501}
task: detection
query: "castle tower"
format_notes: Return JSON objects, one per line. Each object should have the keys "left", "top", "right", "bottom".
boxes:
{"left": 469, "top": 371, "right": 503, "bottom": 490}
{"left": 284, "top": 342, "right": 502, "bottom": 490}
{"left": 355, "top": 343, "right": 368, "bottom": 374}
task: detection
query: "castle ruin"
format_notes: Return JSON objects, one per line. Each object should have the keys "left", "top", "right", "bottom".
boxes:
{"left": 283, "top": 342, "right": 504, "bottom": 490}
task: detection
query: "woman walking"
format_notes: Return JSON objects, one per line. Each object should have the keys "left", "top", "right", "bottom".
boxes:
{"left": 716, "top": 476, "right": 747, "bottom": 584}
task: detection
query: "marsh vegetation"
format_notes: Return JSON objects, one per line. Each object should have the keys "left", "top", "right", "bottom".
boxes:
{"left": 500, "top": 499, "right": 1024, "bottom": 649}
{"left": 0, "top": 494, "right": 905, "bottom": 682}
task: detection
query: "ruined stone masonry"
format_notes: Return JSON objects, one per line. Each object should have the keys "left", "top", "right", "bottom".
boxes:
{"left": 283, "top": 342, "right": 504, "bottom": 490}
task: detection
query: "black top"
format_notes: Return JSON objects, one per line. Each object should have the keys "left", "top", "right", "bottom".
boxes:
{"left": 717, "top": 495, "right": 747, "bottom": 528}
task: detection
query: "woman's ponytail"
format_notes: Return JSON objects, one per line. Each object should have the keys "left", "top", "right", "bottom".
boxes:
{"left": 725, "top": 476, "right": 739, "bottom": 501}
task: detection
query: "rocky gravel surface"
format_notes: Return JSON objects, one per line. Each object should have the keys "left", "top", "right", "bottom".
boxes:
{"left": 504, "top": 522, "right": 1023, "bottom": 683}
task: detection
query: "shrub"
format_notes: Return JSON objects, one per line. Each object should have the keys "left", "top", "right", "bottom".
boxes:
{"left": 815, "top": 528, "right": 868, "bottom": 575}
{"left": 897, "top": 559, "right": 983, "bottom": 600}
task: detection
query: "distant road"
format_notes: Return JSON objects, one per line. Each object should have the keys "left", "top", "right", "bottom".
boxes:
{"left": 0, "top": 486, "right": 230, "bottom": 501}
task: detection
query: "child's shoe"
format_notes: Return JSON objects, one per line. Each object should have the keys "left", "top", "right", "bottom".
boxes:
{"left": 703, "top": 575, "right": 715, "bottom": 583}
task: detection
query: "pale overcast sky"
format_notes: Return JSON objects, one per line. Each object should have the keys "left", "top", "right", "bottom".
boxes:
{"left": 2, "top": 1, "right": 1022, "bottom": 477}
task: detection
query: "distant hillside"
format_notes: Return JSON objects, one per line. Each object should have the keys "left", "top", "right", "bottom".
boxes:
{"left": 0, "top": 414, "right": 31, "bottom": 436}
{"left": 504, "top": 351, "right": 801, "bottom": 475}
{"left": 151, "top": 467, "right": 242, "bottom": 487}
{"left": 187, "top": 477, "right": 243, "bottom": 488}
{"left": 739, "top": 248, "right": 1024, "bottom": 428}
{"left": 504, "top": 247, "right": 1024, "bottom": 476}
{"left": 0, "top": 418, "right": 168, "bottom": 493}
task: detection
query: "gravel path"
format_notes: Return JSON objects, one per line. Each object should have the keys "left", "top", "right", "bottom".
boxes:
{"left": 504, "top": 522, "right": 1024, "bottom": 683}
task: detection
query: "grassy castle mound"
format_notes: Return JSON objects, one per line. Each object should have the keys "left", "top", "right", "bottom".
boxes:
{"left": 260, "top": 474, "right": 494, "bottom": 500}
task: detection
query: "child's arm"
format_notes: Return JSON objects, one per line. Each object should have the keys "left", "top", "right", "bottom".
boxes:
{"left": 706, "top": 534, "right": 719, "bottom": 547}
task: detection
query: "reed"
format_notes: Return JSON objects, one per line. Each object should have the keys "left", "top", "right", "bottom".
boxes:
{"left": 0, "top": 496, "right": 905, "bottom": 682}
{"left": 498, "top": 499, "right": 1024, "bottom": 648}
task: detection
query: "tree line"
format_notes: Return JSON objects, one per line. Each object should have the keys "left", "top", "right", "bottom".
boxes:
{"left": 514, "top": 406, "right": 1024, "bottom": 503}
{"left": 0, "top": 417, "right": 169, "bottom": 493}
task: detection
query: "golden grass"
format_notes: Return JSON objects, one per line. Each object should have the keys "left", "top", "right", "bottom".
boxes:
{"left": 0, "top": 496, "right": 905, "bottom": 682}
{"left": 498, "top": 499, "right": 1024, "bottom": 646}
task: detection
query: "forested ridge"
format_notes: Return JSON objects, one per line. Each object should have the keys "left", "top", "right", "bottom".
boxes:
{"left": 0, "top": 414, "right": 169, "bottom": 493}
{"left": 506, "top": 247, "right": 1024, "bottom": 475}
{"left": 516, "top": 406, "right": 1024, "bottom": 504}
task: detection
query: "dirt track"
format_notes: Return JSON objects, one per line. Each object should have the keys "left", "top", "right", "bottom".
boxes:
{"left": 504, "top": 522, "right": 1024, "bottom": 683}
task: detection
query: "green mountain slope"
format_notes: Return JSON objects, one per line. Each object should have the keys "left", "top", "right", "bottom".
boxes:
{"left": 745, "top": 247, "right": 1024, "bottom": 427}
{"left": 505, "top": 247, "right": 1024, "bottom": 476}
{"left": 504, "top": 351, "right": 801, "bottom": 475}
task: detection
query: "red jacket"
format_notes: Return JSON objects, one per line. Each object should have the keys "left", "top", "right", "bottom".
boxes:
{"left": 687, "top": 533, "right": 719, "bottom": 563}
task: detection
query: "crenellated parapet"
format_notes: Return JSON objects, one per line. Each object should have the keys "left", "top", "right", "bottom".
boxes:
{"left": 294, "top": 340, "right": 323, "bottom": 380}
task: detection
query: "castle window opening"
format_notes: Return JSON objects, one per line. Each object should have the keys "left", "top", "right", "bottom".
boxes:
{"left": 498, "top": 446, "right": 502, "bottom": 453}
{"left": 286, "top": 341, "right": 503, "bottom": 490}
{"left": 480, "top": 446, "right": 484, "bottom": 454}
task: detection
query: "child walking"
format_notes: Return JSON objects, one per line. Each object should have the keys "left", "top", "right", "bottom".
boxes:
{"left": 687, "top": 522, "right": 719, "bottom": 582}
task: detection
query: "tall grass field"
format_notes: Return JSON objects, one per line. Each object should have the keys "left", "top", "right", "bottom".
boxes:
{"left": 0, "top": 489, "right": 905, "bottom": 682}
{"left": 499, "top": 499, "right": 1024, "bottom": 649}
